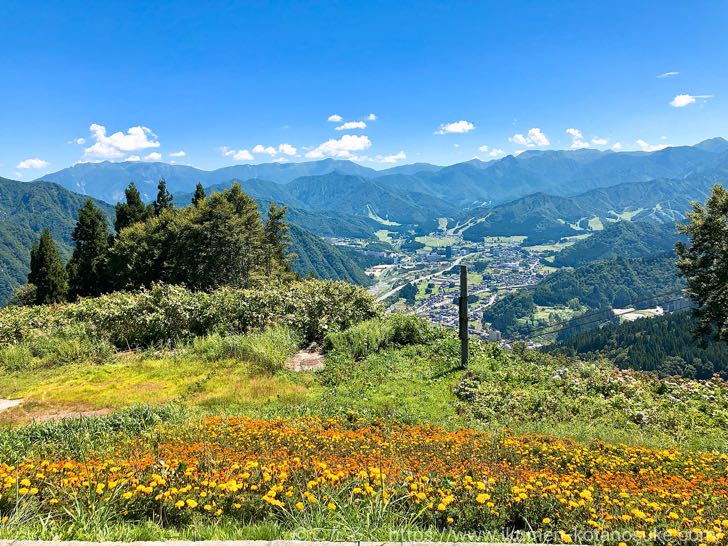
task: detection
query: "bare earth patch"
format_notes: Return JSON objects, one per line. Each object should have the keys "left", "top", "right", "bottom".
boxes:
{"left": 0, "top": 399, "right": 23, "bottom": 413}
{"left": 285, "top": 345, "right": 325, "bottom": 372}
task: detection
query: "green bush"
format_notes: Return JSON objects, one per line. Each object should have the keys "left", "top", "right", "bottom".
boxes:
{"left": 187, "top": 327, "right": 301, "bottom": 373}
{"left": 323, "top": 314, "right": 438, "bottom": 360}
{"left": 0, "top": 280, "right": 380, "bottom": 349}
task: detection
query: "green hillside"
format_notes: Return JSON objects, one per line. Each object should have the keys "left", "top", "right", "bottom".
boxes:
{"left": 483, "top": 253, "right": 685, "bottom": 336}
{"left": 287, "top": 224, "right": 372, "bottom": 285}
{"left": 553, "top": 311, "right": 728, "bottom": 380}
{"left": 552, "top": 221, "right": 682, "bottom": 267}
{"left": 0, "top": 177, "right": 114, "bottom": 303}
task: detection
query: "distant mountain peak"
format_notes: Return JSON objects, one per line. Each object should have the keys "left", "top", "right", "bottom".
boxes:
{"left": 694, "top": 137, "right": 728, "bottom": 153}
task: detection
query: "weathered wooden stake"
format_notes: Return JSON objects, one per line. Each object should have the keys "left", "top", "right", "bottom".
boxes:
{"left": 459, "top": 264, "right": 468, "bottom": 368}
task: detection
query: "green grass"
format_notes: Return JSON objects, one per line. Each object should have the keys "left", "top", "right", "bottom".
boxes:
{"left": 415, "top": 235, "right": 458, "bottom": 248}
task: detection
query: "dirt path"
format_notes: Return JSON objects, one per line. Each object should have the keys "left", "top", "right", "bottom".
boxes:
{"left": 285, "top": 348, "right": 325, "bottom": 372}
{"left": 0, "top": 399, "right": 23, "bottom": 413}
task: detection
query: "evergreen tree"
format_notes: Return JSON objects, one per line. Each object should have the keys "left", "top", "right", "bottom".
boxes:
{"left": 676, "top": 184, "right": 728, "bottom": 341}
{"left": 153, "top": 179, "right": 174, "bottom": 215}
{"left": 114, "top": 182, "right": 147, "bottom": 232}
{"left": 28, "top": 229, "right": 68, "bottom": 304}
{"left": 264, "top": 202, "right": 291, "bottom": 276}
{"left": 67, "top": 199, "right": 110, "bottom": 299}
{"left": 192, "top": 182, "right": 206, "bottom": 207}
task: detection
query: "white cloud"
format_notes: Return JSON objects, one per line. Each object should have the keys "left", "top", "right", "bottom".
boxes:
{"left": 355, "top": 151, "right": 407, "bottom": 164}
{"left": 272, "top": 157, "right": 288, "bottom": 163}
{"left": 144, "top": 152, "right": 162, "bottom": 161}
{"left": 169, "top": 150, "right": 186, "bottom": 158}
{"left": 67, "top": 137, "right": 86, "bottom": 145}
{"left": 566, "top": 128, "right": 590, "bottom": 149}
{"left": 253, "top": 144, "right": 277, "bottom": 155}
{"left": 16, "top": 158, "right": 49, "bottom": 169}
{"left": 127, "top": 155, "right": 141, "bottom": 162}
{"left": 435, "top": 120, "right": 475, "bottom": 135}
{"left": 636, "top": 139, "right": 671, "bottom": 152}
{"left": 83, "top": 123, "right": 160, "bottom": 159}
{"left": 221, "top": 146, "right": 254, "bottom": 161}
{"left": 305, "top": 134, "right": 372, "bottom": 159}
{"left": 327, "top": 114, "right": 343, "bottom": 122}
{"left": 478, "top": 145, "right": 489, "bottom": 152}
{"left": 278, "top": 143, "right": 297, "bottom": 156}
{"left": 670, "top": 93, "right": 713, "bottom": 108}
{"left": 657, "top": 71, "right": 679, "bottom": 78}
{"left": 252, "top": 143, "right": 297, "bottom": 157}
{"left": 509, "top": 127, "right": 550, "bottom": 147}
{"left": 489, "top": 148, "right": 506, "bottom": 158}
{"left": 367, "top": 113, "right": 377, "bottom": 121}
{"left": 591, "top": 137, "right": 608, "bottom": 146}
{"left": 611, "top": 142, "right": 622, "bottom": 151}
{"left": 335, "top": 121, "right": 367, "bottom": 131}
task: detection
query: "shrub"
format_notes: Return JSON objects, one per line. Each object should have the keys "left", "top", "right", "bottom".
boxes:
{"left": 187, "top": 327, "right": 301, "bottom": 373}
{"left": 0, "top": 280, "right": 381, "bottom": 349}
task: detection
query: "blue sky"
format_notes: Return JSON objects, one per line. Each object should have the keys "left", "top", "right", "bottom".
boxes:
{"left": 1, "top": 0, "right": 727, "bottom": 179}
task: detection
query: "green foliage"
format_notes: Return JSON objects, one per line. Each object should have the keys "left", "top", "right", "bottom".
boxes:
{"left": 398, "top": 282, "right": 417, "bottom": 303}
{"left": 153, "top": 179, "right": 174, "bottom": 215}
{"left": 263, "top": 202, "right": 292, "bottom": 277}
{"left": 114, "top": 182, "right": 148, "bottom": 232}
{"left": 676, "top": 183, "right": 728, "bottom": 341}
{"left": 28, "top": 229, "right": 68, "bottom": 304}
{"left": 0, "top": 280, "right": 380, "bottom": 348}
{"left": 192, "top": 182, "right": 206, "bottom": 207}
{"left": 553, "top": 311, "right": 728, "bottom": 380}
{"left": 322, "top": 314, "right": 438, "bottom": 361}
{"left": 67, "top": 199, "right": 111, "bottom": 299}
{"left": 108, "top": 182, "right": 290, "bottom": 292}
{"left": 186, "top": 327, "right": 301, "bottom": 374}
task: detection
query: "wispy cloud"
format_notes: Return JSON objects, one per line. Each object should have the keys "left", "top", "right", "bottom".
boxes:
{"left": 169, "top": 150, "right": 186, "bottom": 158}
{"left": 657, "top": 71, "right": 679, "bottom": 79}
{"left": 335, "top": 121, "right": 367, "bottom": 131}
{"left": 566, "top": 128, "right": 589, "bottom": 149}
{"left": 435, "top": 120, "right": 475, "bottom": 135}
{"left": 591, "top": 137, "right": 608, "bottom": 146}
{"left": 366, "top": 113, "right": 377, "bottom": 121}
{"left": 636, "top": 138, "right": 671, "bottom": 152}
{"left": 327, "top": 114, "right": 343, "bottom": 122}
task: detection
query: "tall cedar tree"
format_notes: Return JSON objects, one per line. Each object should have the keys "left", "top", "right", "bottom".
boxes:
{"left": 153, "top": 179, "right": 174, "bottom": 215}
{"left": 67, "top": 199, "right": 110, "bottom": 299}
{"left": 114, "top": 182, "right": 148, "bottom": 232}
{"left": 264, "top": 202, "right": 292, "bottom": 277}
{"left": 192, "top": 182, "right": 206, "bottom": 207}
{"left": 676, "top": 183, "right": 728, "bottom": 341}
{"left": 28, "top": 229, "right": 68, "bottom": 304}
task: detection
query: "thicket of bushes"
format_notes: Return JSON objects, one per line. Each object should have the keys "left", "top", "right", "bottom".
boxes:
{"left": 0, "top": 280, "right": 380, "bottom": 349}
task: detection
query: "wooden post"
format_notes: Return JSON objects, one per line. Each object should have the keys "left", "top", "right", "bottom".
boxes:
{"left": 459, "top": 265, "right": 468, "bottom": 368}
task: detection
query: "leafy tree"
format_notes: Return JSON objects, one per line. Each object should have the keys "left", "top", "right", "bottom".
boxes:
{"left": 114, "top": 182, "right": 148, "bottom": 232}
{"left": 676, "top": 184, "right": 728, "bottom": 341}
{"left": 67, "top": 199, "right": 110, "bottom": 299}
{"left": 153, "top": 179, "right": 174, "bottom": 215}
{"left": 264, "top": 202, "right": 292, "bottom": 277}
{"left": 27, "top": 229, "right": 68, "bottom": 304}
{"left": 192, "top": 182, "right": 206, "bottom": 207}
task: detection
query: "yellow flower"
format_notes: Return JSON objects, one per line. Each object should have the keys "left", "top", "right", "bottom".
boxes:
{"left": 559, "top": 530, "right": 572, "bottom": 544}
{"left": 437, "top": 503, "right": 446, "bottom": 511}
{"left": 476, "top": 493, "right": 491, "bottom": 504}
{"left": 542, "top": 517, "right": 551, "bottom": 524}
{"left": 186, "top": 499, "right": 198, "bottom": 508}
{"left": 447, "top": 517, "right": 454, "bottom": 524}
{"left": 174, "top": 500, "right": 184, "bottom": 509}
{"left": 327, "top": 502, "right": 336, "bottom": 511}
{"left": 295, "top": 502, "right": 304, "bottom": 510}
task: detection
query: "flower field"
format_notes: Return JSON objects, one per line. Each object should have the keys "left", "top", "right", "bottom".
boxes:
{"left": 1, "top": 417, "right": 727, "bottom": 543}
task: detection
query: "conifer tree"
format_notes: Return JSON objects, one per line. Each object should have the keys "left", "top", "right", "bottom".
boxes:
{"left": 114, "top": 182, "right": 147, "bottom": 232}
{"left": 153, "top": 179, "right": 174, "bottom": 215}
{"left": 192, "top": 182, "right": 206, "bottom": 207}
{"left": 67, "top": 199, "right": 110, "bottom": 299}
{"left": 264, "top": 202, "right": 291, "bottom": 276}
{"left": 28, "top": 229, "right": 68, "bottom": 304}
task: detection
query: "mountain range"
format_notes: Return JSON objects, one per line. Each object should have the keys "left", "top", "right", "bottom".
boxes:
{"left": 37, "top": 138, "right": 728, "bottom": 242}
